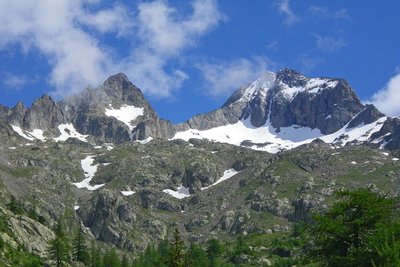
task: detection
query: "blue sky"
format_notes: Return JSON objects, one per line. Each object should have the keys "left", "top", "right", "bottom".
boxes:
{"left": 0, "top": 0, "right": 399, "bottom": 122}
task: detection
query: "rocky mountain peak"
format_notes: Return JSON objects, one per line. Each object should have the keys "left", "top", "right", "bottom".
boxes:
{"left": 23, "top": 93, "right": 66, "bottom": 130}
{"left": 103, "top": 73, "right": 147, "bottom": 107}
{"left": 276, "top": 68, "right": 307, "bottom": 88}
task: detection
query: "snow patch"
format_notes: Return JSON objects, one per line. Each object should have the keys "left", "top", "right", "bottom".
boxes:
{"left": 72, "top": 156, "right": 105, "bottom": 191}
{"left": 163, "top": 185, "right": 191, "bottom": 199}
{"left": 381, "top": 152, "right": 389, "bottom": 156}
{"left": 11, "top": 125, "right": 45, "bottom": 141}
{"left": 105, "top": 105, "right": 144, "bottom": 132}
{"left": 201, "top": 169, "right": 239, "bottom": 190}
{"left": 121, "top": 191, "right": 135, "bottom": 196}
{"left": 280, "top": 78, "right": 338, "bottom": 100}
{"left": 350, "top": 161, "right": 357, "bottom": 165}
{"left": 54, "top": 124, "right": 88, "bottom": 142}
{"left": 392, "top": 158, "right": 399, "bottom": 161}
{"left": 8, "top": 147, "right": 16, "bottom": 150}
{"left": 136, "top": 136, "right": 153, "bottom": 145}
{"left": 74, "top": 206, "right": 80, "bottom": 211}
{"left": 240, "top": 72, "right": 276, "bottom": 102}
{"left": 29, "top": 129, "right": 46, "bottom": 141}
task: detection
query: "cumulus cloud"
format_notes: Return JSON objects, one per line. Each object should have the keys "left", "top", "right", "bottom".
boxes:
{"left": 315, "top": 35, "right": 348, "bottom": 53}
{"left": 276, "top": 0, "right": 300, "bottom": 26}
{"left": 0, "top": 0, "right": 223, "bottom": 98}
{"left": 368, "top": 72, "right": 400, "bottom": 117}
{"left": 0, "top": 0, "right": 131, "bottom": 96}
{"left": 124, "top": 0, "right": 223, "bottom": 97}
{"left": 197, "top": 57, "right": 270, "bottom": 97}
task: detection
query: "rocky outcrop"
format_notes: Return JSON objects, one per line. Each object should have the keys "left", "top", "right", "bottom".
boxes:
{"left": 1, "top": 206, "right": 55, "bottom": 259}
{"left": 182, "top": 161, "right": 222, "bottom": 193}
{"left": 174, "top": 68, "right": 383, "bottom": 138}
{"left": 23, "top": 94, "right": 67, "bottom": 131}
{"left": 370, "top": 117, "right": 400, "bottom": 150}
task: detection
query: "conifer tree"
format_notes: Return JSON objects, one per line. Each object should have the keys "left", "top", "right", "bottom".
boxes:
{"left": 90, "top": 241, "right": 103, "bottom": 267}
{"left": 73, "top": 225, "right": 90, "bottom": 265}
{"left": 207, "top": 238, "right": 223, "bottom": 267}
{"left": 170, "top": 228, "right": 185, "bottom": 267}
{"left": 103, "top": 248, "right": 121, "bottom": 267}
{"left": 48, "top": 218, "right": 71, "bottom": 267}
{"left": 121, "top": 254, "right": 130, "bottom": 267}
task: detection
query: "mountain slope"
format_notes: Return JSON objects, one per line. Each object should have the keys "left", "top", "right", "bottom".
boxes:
{"left": 173, "top": 69, "right": 387, "bottom": 153}
{"left": 0, "top": 68, "right": 397, "bottom": 154}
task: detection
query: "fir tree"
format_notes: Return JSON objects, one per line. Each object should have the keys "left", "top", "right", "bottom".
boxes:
{"left": 73, "top": 225, "right": 90, "bottom": 265}
{"left": 186, "top": 243, "right": 208, "bottom": 267}
{"left": 103, "top": 248, "right": 121, "bottom": 267}
{"left": 121, "top": 254, "right": 130, "bottom": 267}
{"left": 170, "top": 228, "right": 185, "bottom": 267}
{"left": 90, "top": 241, "right": 103, "bottom": 267}
{"left": 47, "top": 218, "right": 71, "bottom": 267}
{"left": 206, "top": 238, "right": 224, "bottom": 267}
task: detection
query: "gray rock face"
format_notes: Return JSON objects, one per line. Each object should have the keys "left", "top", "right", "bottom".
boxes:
{"left": 79, "top": 191, "right": 128, "bottom": 246}
{"left": 370, "top": 117, "right": 400, "bottom": 150}
{"left": 0, "top": 101, "right": 27, "bottom": 125}
{"left": 0, "top": 96, "right": 67, "bottom": 133}
{"left": 347, "top": 104, "right": 385, "bottom": 129}
{"left": 176, "top": 68, "right": 382, "bottom": 136}
{"left": 270, "top": 78, "right": 364, "bottom": 134}
{"left": 2, "top": 69, "right": 399, "bottom": 152}
{"left": 22, "top": 95, "right": 67, "bottom": 130}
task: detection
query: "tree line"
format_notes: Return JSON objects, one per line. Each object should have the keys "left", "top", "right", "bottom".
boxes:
{"left": 2, "top": 187, "right": 400, "bottom": 266}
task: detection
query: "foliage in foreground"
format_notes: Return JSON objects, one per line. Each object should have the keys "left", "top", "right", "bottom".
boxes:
{"left": 1, "top": 188, "right": 400, "bottom": 266}
{"left": 305, "top": 188, "right": 400, "bottom": 267}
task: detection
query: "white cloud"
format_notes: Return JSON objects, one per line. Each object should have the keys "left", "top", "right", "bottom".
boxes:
{"left": 0, "top": 0, "right": 130, "bottom": 97}
{"left": 0, "top": 0, "right": 223, "bottom": 98}
{"left": 315, "top": 35, "right": 347, "bottom": 53}
{"left": 1, "top": 72, "right": 33, "bottom": 90}
{"left": 276, "top": 0, "right": 300, "bottom": 26}
{"left": 296, "top": 54, "right": 325, "bottom": 73}
{"left": 125, "top": 0, "right": 223, "bottom": 97}
{"left": 309, "top": 6, "right": 350, "bottom": 20}
{"left": 368, "top": 72, "right": 400, "bottom": 117}
{"left": 266, "top": 40, "right": 279, "bottom": 50}
{"left": 197, "top": 57, "right": 270, "bottom": 97}
{"left": 79, "top": 4, "right": 134, "bottom": 36}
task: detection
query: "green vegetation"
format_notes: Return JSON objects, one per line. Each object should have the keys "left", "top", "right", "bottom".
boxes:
{"left": 304, "top": 188, "right": 400, "bottom": 266}
{"left": 73, "top": 225, "right": 91, "bottom": 265}
{"left": 48, "top": 219, "right": 71, "bottom": 267}
{"left": 132, "top": 188, "right": 400, "bottom": 267}
{"left": 0, "top": 187, "right": 399, "bottom": 266}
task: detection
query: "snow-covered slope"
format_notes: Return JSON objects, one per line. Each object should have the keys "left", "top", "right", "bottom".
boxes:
{"left": 104, "top": 104, "right": 144, "bottom": 132}
{"left": 173, "top": 114, "right": 387, "bottom": 153}
{"left": 173, "top": 69, "right": 387, "bottom": 153}
{"left": 11, "top": 125, "right": 46, "bottom": 141}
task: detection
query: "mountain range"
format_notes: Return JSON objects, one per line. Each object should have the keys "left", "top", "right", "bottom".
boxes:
{"left": 1, "top": 68, "right": 399, "bottom": 152}
{"left": 0, "top": 69, "right": 400, "bottom": 266}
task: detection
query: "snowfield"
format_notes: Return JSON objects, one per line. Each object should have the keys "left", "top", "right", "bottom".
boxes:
{"left": 54, "top": 123, "right": 88, "bottom": 142}
{"left": 105, "top": 104, "right": 144, "bottom": 131}
{"left": 72, "top": 156, "right": 105, "bottom": 191}
{"left": 201, "top": 169, "right": 240, "bottom": 190}
{"left": 121, "top": 191, "right": 135, "bottom": 196}
{"left": 163, "top": 185, "right": 191, "bottom": 199}
{"left": 136, "top": 136, "right": 153, "bottom": 144}
{"left": 173, "top": 115, "right": 388, "bottom": 154}
{"left": 11, "top": 125, "right": 46, "bottom": 141}
{"left": 279, "top": 78, "right": 338, "bottom": 100}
